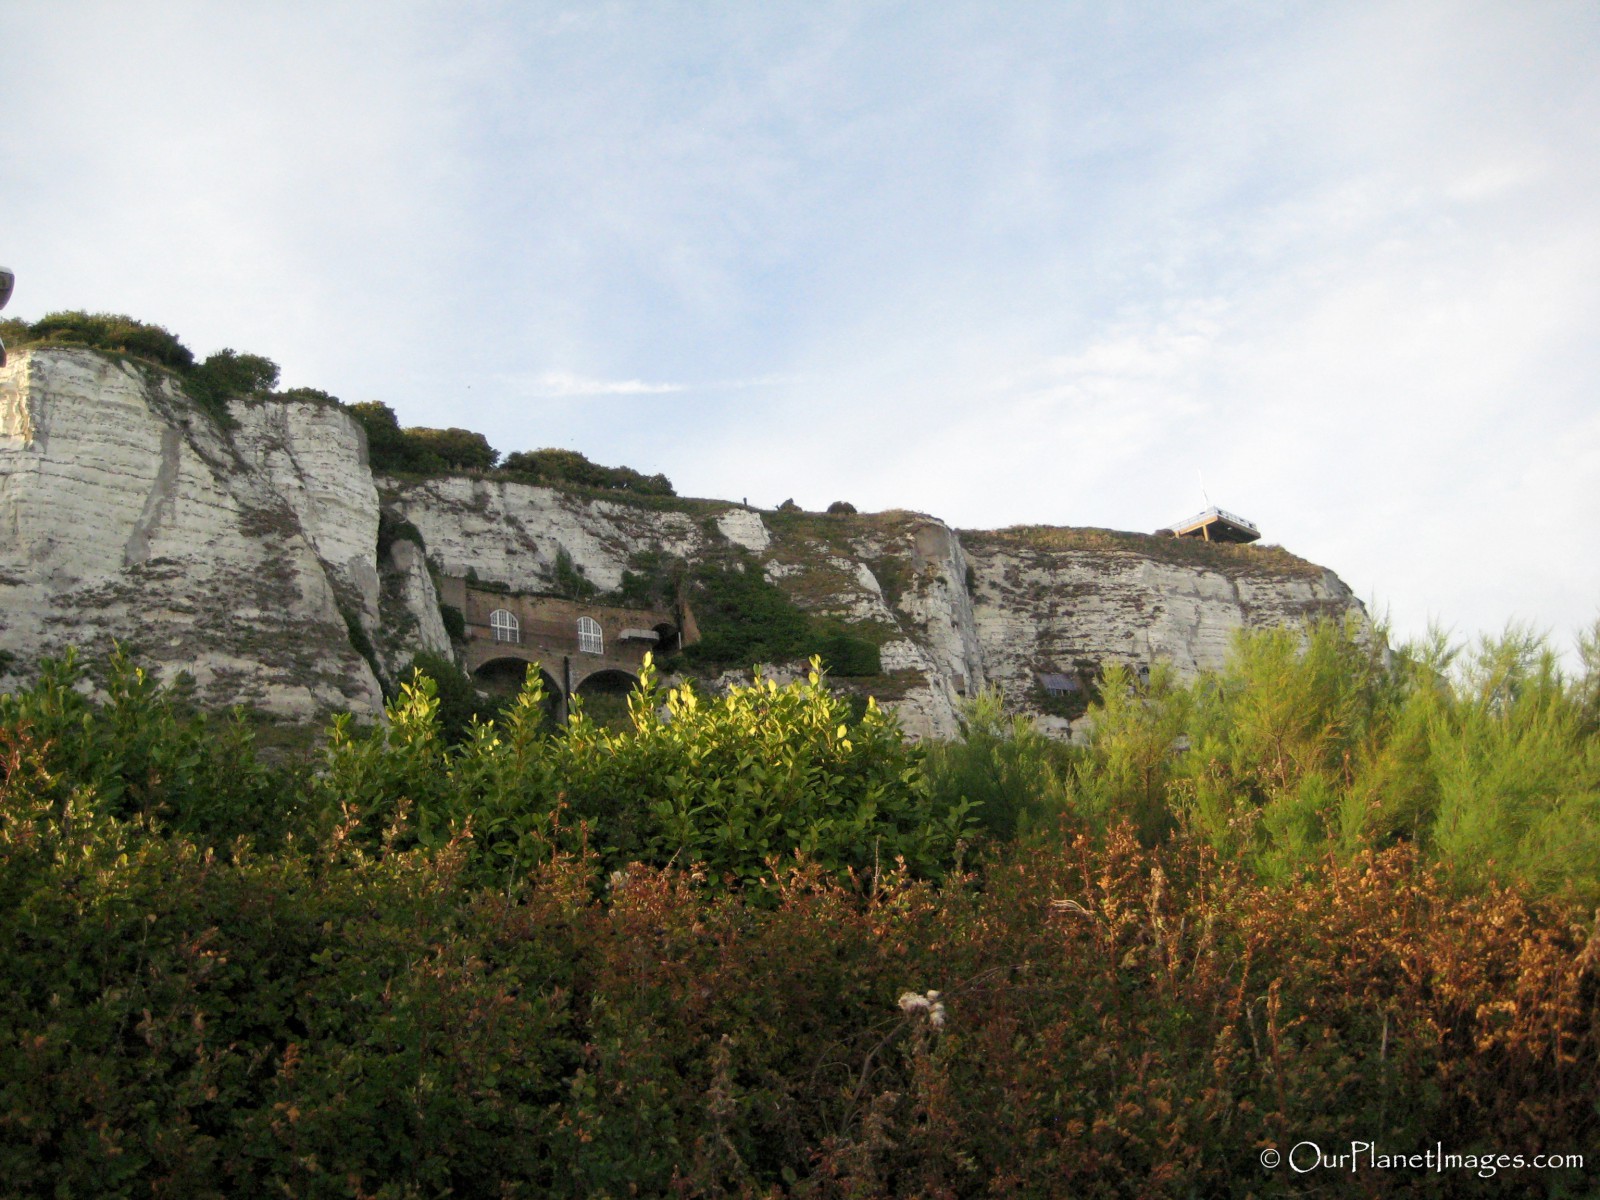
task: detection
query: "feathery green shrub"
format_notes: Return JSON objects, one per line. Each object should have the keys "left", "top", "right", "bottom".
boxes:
{"left": 1056, "top": 617, "right": 1600, "bottom": 904}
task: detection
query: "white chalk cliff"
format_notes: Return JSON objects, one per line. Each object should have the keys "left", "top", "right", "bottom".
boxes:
{"left": 0, "top": 349, "right": 389, "bottom": 717}
{"left": 0, "top": 347, "right": 1365, "bottom": 734}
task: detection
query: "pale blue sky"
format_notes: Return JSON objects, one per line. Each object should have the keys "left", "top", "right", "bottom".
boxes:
{"left": 5, "top": 2, "right": 1598, "bottom": 658}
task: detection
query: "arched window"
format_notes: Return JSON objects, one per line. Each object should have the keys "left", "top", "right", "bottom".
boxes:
{"left": 490, "top": 609, "right": 520, "bottom": 644}
{"left": 577, "top": 616, "right": 603, "bottom": 655}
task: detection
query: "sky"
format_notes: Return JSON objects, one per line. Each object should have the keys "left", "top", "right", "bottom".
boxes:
{"left": 4, "top": 1, "right": 1598, "bottom": 661}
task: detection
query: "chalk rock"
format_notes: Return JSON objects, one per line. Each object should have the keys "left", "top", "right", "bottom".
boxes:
{"left": 0, "top": 348, "right": 382, "bottom": 717}
{"left": 963, "top": 531, "right": 1364, "bottom": 715}
{"left": 0, "top": 348, "right": 1368, "bottom": 739}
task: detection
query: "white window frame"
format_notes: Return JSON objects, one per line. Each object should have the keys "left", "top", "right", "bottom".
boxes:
{"left": 490, "top": 609, "right": 520, "bottom": 644}
{"left": 577, "top": 616, "right": 603, "bottom": 655}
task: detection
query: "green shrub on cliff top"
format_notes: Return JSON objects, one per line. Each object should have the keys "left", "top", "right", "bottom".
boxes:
{"left": 348, "top": 401, "right": 499, "bottom": 473}
{"left": 22, "top": 310, "right": 195, "bottom": 370}
{"left": 499, "top": 447, "right": 675, "bottom": 495}
{"left": 10, "top": 313, "right": 283, "bottom": 424}
{"left": 185, "top": 348, "right": 281, "bottom": 407}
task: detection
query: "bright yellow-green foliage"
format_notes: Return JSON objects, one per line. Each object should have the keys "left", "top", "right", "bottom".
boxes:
{"left": 1054, "top": 617, "right": 1600, "bottom": 903}
{"left": 320, "top": 655, "right": 973, "bottom": 890}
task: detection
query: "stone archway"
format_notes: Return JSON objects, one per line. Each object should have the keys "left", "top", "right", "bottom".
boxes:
{"left": 473, "top": 655, "right": 564, "bottom": 724}
{"left": 572, "top": 667, "right": 640, "bottom": 730}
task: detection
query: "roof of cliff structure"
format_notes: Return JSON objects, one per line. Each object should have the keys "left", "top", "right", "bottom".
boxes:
{"left": 1163, "top": 505, "right": 1262, "bottom": 544}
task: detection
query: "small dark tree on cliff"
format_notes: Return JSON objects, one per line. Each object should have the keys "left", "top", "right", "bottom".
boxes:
{"left": 349, "top": 402, "right": 500, "bottom": 474}
{"left": 349, "top": 401, "right": 416, "bottom": 471}
{"left": 187, "top": 349, "right": 281, "bottom": 406}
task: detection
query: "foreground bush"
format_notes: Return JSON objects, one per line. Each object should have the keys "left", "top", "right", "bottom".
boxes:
{"left": 2, "top": 763, "right": 1594, "bottom": 1196}
{"left": 1055, "top": 619, "right": 1600, "bottom": 906}
{"left": 321, "top": 658, "right": 970, "bottom": 889}
{"left": 2, "top": 638, "right": 1598, "bottom": 1195}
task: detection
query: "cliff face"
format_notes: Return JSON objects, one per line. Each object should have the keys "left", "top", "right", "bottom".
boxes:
{"left": 0, "top": 348, "right": 389, "bottom": 717}
{"left": 961, "top": 528, "right": 1361, "bottom": 736}
{"left": 0, "top": 347, "right": 1366, "bottom": 735}
{"left": 382, "top": 485, "right": 1361, "bottom": 738}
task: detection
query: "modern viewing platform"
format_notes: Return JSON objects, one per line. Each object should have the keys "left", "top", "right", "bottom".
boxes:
{"left": 1165, "top": 506, "right": 1261, "bottom": 544}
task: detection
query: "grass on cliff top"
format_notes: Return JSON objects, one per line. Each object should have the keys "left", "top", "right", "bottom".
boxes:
{"left": 961, "top": 524, "right": 1326, "bottom": 579}
{"left": 763, "top": 506, "right": 935, "bottom": 541}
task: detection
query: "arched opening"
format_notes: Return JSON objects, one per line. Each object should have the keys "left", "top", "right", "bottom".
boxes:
{"left": 652, "top": 621, "right": 680, "bottom": 654}
{"left": 490, "top": 609, "right": 520, "bottom": 644}
{"left": 574, "top": 668, "right": 639, "bottom": 730}
{"left": 577, "top": 616, "right": 603, "bottom": 655}
{"left": 473, "top": 655, "right": 562, "bottom": 726}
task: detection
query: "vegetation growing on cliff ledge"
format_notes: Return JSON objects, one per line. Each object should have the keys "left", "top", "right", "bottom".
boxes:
{"left": 681, "top": 556, "right": 883, "bottom": 677}
{"left": 1, "top": 311, "right": 281, "bottom": 424}
{"left": 349, "top": 401, "right": 677, "bottom": 495}
{"left": 499, "top": 447, "right": 675, "bottom": 495}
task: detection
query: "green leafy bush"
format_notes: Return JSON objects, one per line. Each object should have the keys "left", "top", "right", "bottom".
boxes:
{"left": 682, "top": 558, "right": 813, "bottom": 668}
{"left": 404, "top": 651, "right": 500, "bottom": 743}
{"left": 320, "top": 656, "right": 970, "bottom": 888}
{"left": 277, "top": 385, "right": 340, "bottom": 404}
{"left": 550, "top": 546, "right": 598, "bottom": 600}
{"left": 404, "top": 426, "right": 499, "bottom": 470}
{"left": 923, "top": 688, "right": 1075, "bottom": 842}
{"left": 23, "top": 310, "right": 195, "bottom": 370}
{"left": 0, "top": 646, "right": 295, "bottom": 847}
{"left": 350, "top": 402, "right": 502, "bottom": 474}
{"left": 7, "top": 313, "right": 284, "bottom": 425}
{"left": 605, "top": 548, "right": 684, "bottom": 610}
{"left": 1060, "top": 618, "right": 1600, "bottom": 904}
{"left": 349, "top": 400, "right": 422, "bottom": 471}
{"left": 812, "top": 631, "right": 880, "bottom": 676}
{"left": 186, "top": 348, "right": 280, "bottom": 404}
{"left": 500, "top": 447, "right": 674, "bottom": 495}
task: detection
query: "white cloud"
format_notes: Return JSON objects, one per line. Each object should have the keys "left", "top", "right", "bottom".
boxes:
{"left": 522, "top": 372, "right": 686, "bottom": 398}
